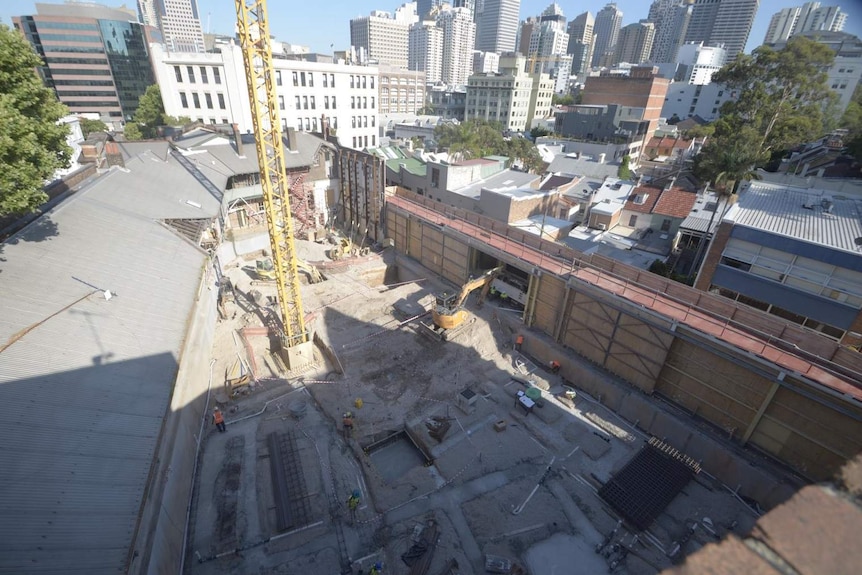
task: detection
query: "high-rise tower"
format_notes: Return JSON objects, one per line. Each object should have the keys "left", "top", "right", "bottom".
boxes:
{"left": 592, "top": 3, "right": 623, "bottom": 67}
{"left": 648, "top": 0, "right": 694, "bottom": 63}
{"left": 440, "top": 8, "right": 477, "bottom": 85}
{"left": 764, "top": 3, "right": 846, "bottom": 44}
{"left": 156, "top": 0, "right": 205, "bottom": 53}
{"left": 614, "top": 21, "right": 655, "bottom": 66}
{"left": 567, "top": 11, "right": 595, "bottom": 77}
{"left": 685, "top": 0, "right": 759, "bottom": 61}
{"left": 475, "top": 0, "right": 521, "bottom": 54}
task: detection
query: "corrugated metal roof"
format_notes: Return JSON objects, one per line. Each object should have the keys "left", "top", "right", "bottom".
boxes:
{"left": 730, "top": 182, "right": 862, "bottom": 254}
{"left": 0, "top": 144, "right": 220, "bottom": 573}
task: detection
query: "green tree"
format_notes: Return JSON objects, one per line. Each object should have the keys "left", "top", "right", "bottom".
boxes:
{"left": 125, "top": 84, "right": 169, "bottom": 139}
{"left": 617, "top": 155, "right": 631, "bottom": 180}
{"left": 552, "top": 94, "right": 574, "bottom": 106}
{"left": 711, "top": 35, "right": 837, "bottom": 157}
{"left": 0, "top": 25, "right": 71, "bottom": 216}
{"left": 530, "top": 126, "right": 550, "bottom": 139}
{"left": 123, "top": 123, "right": 143, "bottom": 141}
{"left": 683, "top": 123, "right": 715, "bottom": 139}
{"left": 434, "top": 119, "right": 507, "bottom": 160}
{"left": 80, "top": 117, "right": 107, "bottom": 138}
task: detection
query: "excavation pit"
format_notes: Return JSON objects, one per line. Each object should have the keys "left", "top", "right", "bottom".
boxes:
{"left": 365, "top": 430, "right": 430, "bottom": 483}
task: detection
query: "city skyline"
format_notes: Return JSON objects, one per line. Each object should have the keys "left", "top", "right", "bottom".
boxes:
{"left": 2, "top": 0, "right": 862, "bottom": 56}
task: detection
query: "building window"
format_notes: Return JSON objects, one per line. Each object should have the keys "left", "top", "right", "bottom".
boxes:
{"left": 278, "top": 95, "right": 284, "bottom": 110}
{"left": 192, "top": 93, "right": 200, "bottom": 108}
{"left": 371, "top": 116, "right": 375, "bottom": 127}
{"left": 364, "top": 135, "right": 368, "bottom": 147}
{"left": 332, "top": 96, "right": 337, "bottom": 109}
{"left": 187, "top": 66, "right": 195, "bottom": 83}
{"left": 180, "top": 92, "right": 188, "bottom": 108}
{"left": 353, "top": 136, "right": 357, "bottom": 147}
{"left": 371, "top": 96, "right": 375, "bottom": 108}
{"left": 370, "top": 77, "right": 374, "bottom": 89}
{"left": 324, "top": 95, "right": 329, "bottom": 109}
{"left": 352, "top": 116, "right": 356, "bottom": 128}
{"left": 431, "top": 167, "right": 440, "bottom": 188}
{"left": 660, "top": 219, "right": 671, "bottom": 232}
{"left": 305, "top": 118, "right": 310, "bottom": 131}
{"left": 292, "top": 71, "right": 298, "bottom": 86}
{"left": 200, "top": 67, "right": 208, "bottom": 83}
{"left": 301, "top": 72, "right": 306, "bottom": 87}
{"left": 362, "top": 76, "right": 367, "bottom": 89}
{"left": 218, "top": 93, "right": 226, "bottom": 109}
{"left": 372, "top": 135, "right": 375, "bottom": 146}
{"left": 720, "top": 256, "right": 752, "bottom": 272}
{"left": 332, "top": 117, "right": 337, "bottom": 129}
{"left": 205, "top": 93, "right": 213, "bottom": 109}
{"left": 308, "top": 73, "right": 313, "bottom": 87}
{"left": 310, "top": 96, "right": 315, "bottom": 109}
{"left": 323, "top": 74, "right": 328, "bottom": 87}
{"left": 363, "top": 116, "right": 367, "bottom": 127}
{"left": 351, "top": 96, "right": 355, "bottom": 109}
{"left": 295, "top": 95, "right": 301, "bottom": 108}
{"left": 214, "top": 68, "right": 221, "bottom": 84}
{"left": 350, "top": 75, "right": 355, "bottom": 88}
{"left": 174, "top": 66, "right": 182, "bottom": 82}
{"left": 297, "top": 117, "right": 303, "bottom": 130}
{"left": 330, "top": 74, "right": 335, "bottom": 87}
{"left": 312, "top": 117, "right": 318, "bottom": 131}
{"left": 303, "top": 96, "right": 308, "bottom": 109}
{"left": 363, "top": 97, "right": 367, "bottom": 108}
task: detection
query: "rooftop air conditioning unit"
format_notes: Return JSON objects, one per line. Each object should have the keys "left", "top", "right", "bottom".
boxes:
{"left": 597, "top": 223, "right": 607, "bottom": 231}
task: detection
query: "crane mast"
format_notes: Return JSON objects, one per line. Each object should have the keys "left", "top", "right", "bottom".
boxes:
{"left": 235, "top": 0, "right": 312, "bottom": 367}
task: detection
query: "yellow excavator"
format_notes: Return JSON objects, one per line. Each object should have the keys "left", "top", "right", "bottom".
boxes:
{"left": 421, "top": 265, "right": 505, "bottom": 341}
{"left": 256, "top": 257, "right": 323, "bottom": 284}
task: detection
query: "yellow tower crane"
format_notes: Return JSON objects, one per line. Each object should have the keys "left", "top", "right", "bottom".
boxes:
{"left": 235, "top": 0, "right": 313, "bottom": 369}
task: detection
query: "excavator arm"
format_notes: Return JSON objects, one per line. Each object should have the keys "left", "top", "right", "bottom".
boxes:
{"left": 455, "top": 265, "right": 505, "bottom": 308}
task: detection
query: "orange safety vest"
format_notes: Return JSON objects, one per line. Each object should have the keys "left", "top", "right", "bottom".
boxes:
{"left": 516, "top": 335, "right": 524, "bottom": 345}
{"left": 213, "top": 411, "right": 224, "bottom": 425}
{"left": 551, "top": 361, "right": 560, "bottom": 369}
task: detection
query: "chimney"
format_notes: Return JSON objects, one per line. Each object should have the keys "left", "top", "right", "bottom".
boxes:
{"left": 286, "top": 127, "right": 298, "bottom": 151}
{"left": 321, "top": 115, "right": 330, "bottom": 139}
{"left": 232, "top": 123, "right": 243, "bottom": 156}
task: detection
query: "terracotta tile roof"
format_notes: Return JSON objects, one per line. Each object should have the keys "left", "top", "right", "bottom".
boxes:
{"left": 753, "top": 486, "right": 862, "bottom": 575}
{"left": 625, "top": 185, "right": 662, "bottom": 213}
{"left": 653, "top": 186, "right": 697, "bottom": 218}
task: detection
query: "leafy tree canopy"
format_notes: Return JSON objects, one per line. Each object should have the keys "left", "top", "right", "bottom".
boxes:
{"left": 434, "top": 119, "right": 546, "bottom": 173}
{"left": 711, "top": 35, "right": 837, "bottom": 157}
{"left": 552, "top": 94, "right": 574, "bottom": 106}
{"left": 0, "top": 24, "right": 71, "bottom": 216}
{"left": 617, "top": 155, "right": 632, "bottom": 180}
{"left": 125, "top": 84, "right": 173, "bottom": 139}
{"left": 80, "top": 117, "right": 107, "bottom": 138}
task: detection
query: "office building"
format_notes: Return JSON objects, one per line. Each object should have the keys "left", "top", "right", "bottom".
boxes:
{"left": 350, "top": 3, "right": 418, "bottom": 69}
{"left": 764, "top": 2, "right": 846, "bottom": 44}
{"left": 439, "top": 8, "right": 477, "bottom": 86}
{"left": 674, "top": 42, "right": 727, "bottom": 84}
{"left": 473, "top": 50, "right": 500, "bottom": 73}
{"left": 466, "top": 53, "right": 537, "bottom": 131}
{"left": 685, "top": 0, "right": 759, "bottom": 61}
{"left": 592, "top": 3, "right": 624, "bottom": 67}
{"left": 377, "top": 63, "right": 426, "bottom": 114}
{"left": 695, "top": 180, "right": 862, "bottom": 343}
{"left": 648, "top": 0, "right": 694, "bottom": 63}
{"left": 151, "top": 42, "right": 380, "bottom": 149}
{"left": 409, "top": 20, "right": 444, "bottom": 83}
{"left": 527, "top": 3, "right": 569, "bottom": 57}
{"left": 155, "top": 0, "right": 205, "bottom": 52}
{"left": 13, "top": 2, "right": 156, "bottom": 124}
{"left": 475, "top": 0, "right": 521, "bottom": 54}
{"left": 567, "top": 11, "right": 595, "bottom": 77}
{"left": 614, "top": 21, "right": 655, "bottom": 65}
{"left": 661, "top": 82, "right": 734, "bottom": 121}
{"left": 137, "top": 0, "right": 158, "bottom": 27}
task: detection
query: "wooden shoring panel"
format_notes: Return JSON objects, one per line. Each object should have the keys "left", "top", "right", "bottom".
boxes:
{"left": 655, "top": 340, "right": 769, "bottom": 434}
{"left": 749, "top": 385, "right": 862, "bottom": 480}
{"left": 391, "top": 212, "right": 409, "bottom": 253}
{"left": 561, "top": 292, "right": 616, "bottom": 366}
{"left": 441, "top": 236, "right": 469, "bottom": 284}
{"left": 420, "top": 226, "right": 444, "bottom": 273}
{"left": 533, "top": 275, "right": 565, "bottom": 335}
{"left": 443, "top": 235, "right": 469, "bottom": 259}
{"left": 602, "top": 314, "right": 672, "bottom": 393}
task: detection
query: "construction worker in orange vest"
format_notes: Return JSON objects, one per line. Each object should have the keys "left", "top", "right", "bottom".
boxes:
{"left": 212, "top": 407, "right": 226, "bottom": 432}
{"left": 550, "top": 360, "right": 561, "bottom": 375}
{"left": 515, "top": 335, "right": 524, "bottom": 352}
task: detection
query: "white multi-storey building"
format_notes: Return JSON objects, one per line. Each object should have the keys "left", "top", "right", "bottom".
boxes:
{"left": 136, "top": 0, "right": 158, "bottom": 27}
{"left": 475, "top": 0, "right": 521, "bottom": 54}
{"left": 765, "top": 2, "right": 847, "bottom": 44}
{"left": 150, "top": 42, "right": 380, "bottom": 150}
{"left": 439, "top": 7, "right": 477, "bottom": 86}
{"left": 409, "top": 20, "right": 444, "bottom": 84}
{"left": 662, "top": 82, "right": 734, "bottom": 122}
{"left": 684, "top": 0, "right": 758, "bottom": 61}
{"left": 466, "top": 53, "right": 545, "bottom": 131}
{"left": 648, "top": 0, "right": 693, "bottom": 64}
{"left": 674, "top": 42, "right": 727, "bottom": 84}
{"left": 156, "top": 0, "right": 205, "bottom": 53}
{"left": 567, "top": 11, "right": 595, "bottom": 77}
{"left": 474, "top": 51, "right": 500, "bottom": 74}
{"left": 350, "top": 4, "right": 418, "bottom": 69}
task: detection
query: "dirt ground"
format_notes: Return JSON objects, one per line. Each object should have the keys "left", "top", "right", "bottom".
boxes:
{"left": 186, "top": 240, "right": 760, "bottom": 575}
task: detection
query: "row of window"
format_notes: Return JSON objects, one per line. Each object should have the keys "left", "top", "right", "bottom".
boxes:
{"left": 349, "top": 75, "right": 375, "bottom": 89}
{"left": 57, "top": 90, "right": 117, "bottom": 97}
{"left": 287, "top": 71, "right": 336, "bottom": 88}
{"left": 179, "top": 91, "right": 227, "bottom": 110}
{"left": 173, "top": 65, "right": 222, "bottom": 85}
{"left": 37, "top": 33, "right": 101, "bottom": 43}
{"left": 42, "top": 45, "right": 104, "bottom": 53}
{"left": 34, "top": 21, "right": 99, "bottom": 31}
{"left": 54, "top": 79, "right": 114, "bottom": 86}
{"left": 351, "top": 116, "right": 376, "bottom": 128}
{"left": 711, "top": 286, "right": 845, "bottom": 340}
{"left": 352, "top": 135, "right": 376, "bottom": 149}
{"left": 286, "top": 94, "right": 337, "bottom": 110}
{"left": 47, "top": 67, "right": 111, "bottom": 75}
{"left": 380, "top": 76, "right": 420, "bottom": 85}
{"left": 45, "top": 56, "right": 108, "bottom": 65}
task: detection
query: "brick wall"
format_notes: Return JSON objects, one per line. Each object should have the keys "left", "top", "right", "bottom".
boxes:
{"left": 694, "top": 221, "right": 732, "bottom": 291}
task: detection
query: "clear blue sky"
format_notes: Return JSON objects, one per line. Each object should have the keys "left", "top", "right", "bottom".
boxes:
{"left": 2, "top": 0, "right": 862, "bottom": 55}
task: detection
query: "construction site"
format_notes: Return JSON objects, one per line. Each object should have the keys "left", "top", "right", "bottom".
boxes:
{"left": 2, "top": 2, "right": 862, "bottom": 575}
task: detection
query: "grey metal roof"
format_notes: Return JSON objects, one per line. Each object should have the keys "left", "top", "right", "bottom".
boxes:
{"left": 547, "top": 155, "right": 620, "bottom": 180}
{"left": 452, "top": 170, "right": 539, "bottom": 199}
{"left": 0, "top": 144, "right": 220, "bottom": 572}
{"left": 728, "top": 182, "right": 862, "bottom": 254}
